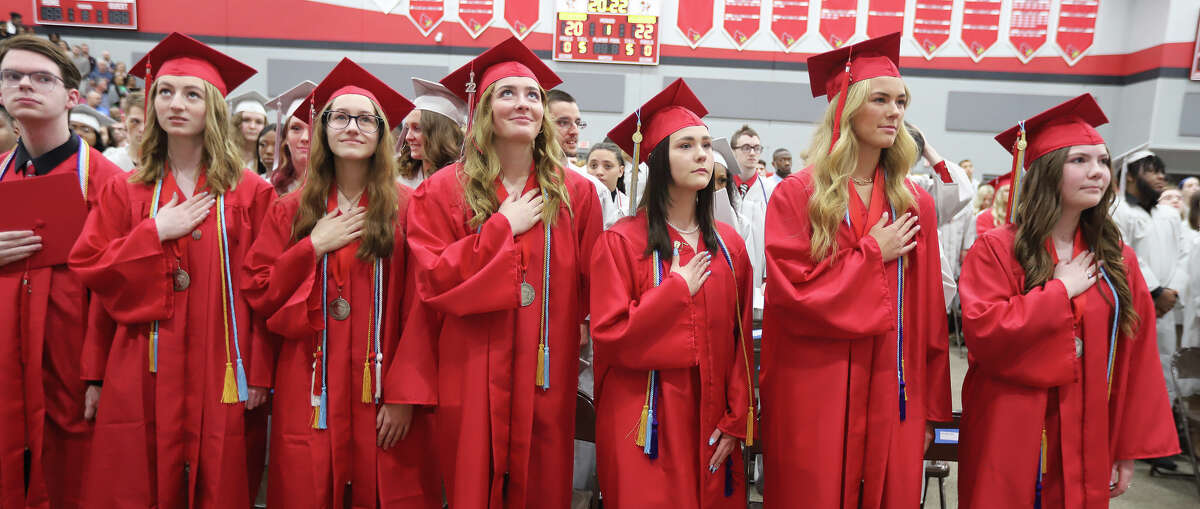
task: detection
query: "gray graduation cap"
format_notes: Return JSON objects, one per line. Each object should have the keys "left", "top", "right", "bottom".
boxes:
{"left": 265, "top": 81, "right": 317, "bottom": 171}
{"left": 228, "top": 90, "right": 268, "bottom": 117}
{"left": 69, "top": 104, "right": 116, "bottom": 133}
{"left": 411, "top": 77, "right": 468, "bottom": 127}
{"left": 712, "top": 137, "right": 739, "bottom": 174}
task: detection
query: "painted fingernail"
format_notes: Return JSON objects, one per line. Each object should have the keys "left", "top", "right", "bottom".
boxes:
{"left": 705, "top": 270, "right": 711, "bottom": 276}
{"left": 709, "top": 436, "right": 716, "bottom": 446}
{"left": 710, "top": 465, "right": 718, "bottom": 474}
{"left": 673, "top": 247, "right": 679, "bottom": 256}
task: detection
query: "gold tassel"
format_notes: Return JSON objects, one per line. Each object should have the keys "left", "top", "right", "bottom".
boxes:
{"left": 634, "top": 403, "right": 649, "bottom": 447}
{"left": 745, "top": 406, "right": 755, "bottom": 446}
{"left": 535, "top": 342, "right": 546, "bottom": 388}
{"left": 221, "top": 362, "right": 238, "bottom": 404}
{"left": 362, "top": 361, "right": 373, "bottom": 404}
{"left": 312, "top": 406, "right": 321, "bottom": 428}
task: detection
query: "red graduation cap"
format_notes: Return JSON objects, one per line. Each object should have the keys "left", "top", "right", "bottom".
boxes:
{"left": 290, "top": 58, "right": 415, "bottom": 129}
{"left": 440, "top": 36, "right": 561, "bottom": 127}
{"left": 606, "top": 79, "right": 708, "bottom": 216}
{"left": 130, "top": 32, "right": 256, "bottom": 97}
{"left": 994, "top": 93, "right": 1109, "bottom": 223}
{"left": 994, "top": 93, "right": 1108, "bottom": 170}
{"left": 607, "top": 78, "right": 708, "bottom": 162}
{"left": 985, "top": 172, "right": 1013, "bottom": 190}
{"left": 806, "top": 32, "right": 902, "bottom": 152}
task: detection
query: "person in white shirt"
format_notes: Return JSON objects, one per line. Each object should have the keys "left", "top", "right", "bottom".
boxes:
{"left": 101, "top": 94, "right": 144, "bottom": 171}
{"left": 769, "top": 147, "right": 792, "bottom": 184}
{"left": 728, "top": 124, "right": 775, "bottom": 311}
{"left": 584, "top": 141, "right": 629, "bottom": 218}
{"left": 1112, "top": 149, "right": 1189, "bottom": 470}
{"left": 547, "top": 89, "right": 619, "bottom": 228}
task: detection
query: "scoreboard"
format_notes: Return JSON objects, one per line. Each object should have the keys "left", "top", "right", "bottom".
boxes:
{"left": 33, "top": 0, "right": 138, "bottom": 30}
{"left": 553, "top": 0, "right": 660, "bottom": 66}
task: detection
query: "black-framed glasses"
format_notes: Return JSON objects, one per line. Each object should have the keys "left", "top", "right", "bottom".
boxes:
{"left": 0, "top": 69, "right": 64, "bottom": 92}
{"left": 554, "top": 118, "right": 587, "bottom": 130}
{"left": 324, "top": 110, "right": 383, "bottom": 134}
{"left": 734, "top": 144, "right": 764, "bottom": 154}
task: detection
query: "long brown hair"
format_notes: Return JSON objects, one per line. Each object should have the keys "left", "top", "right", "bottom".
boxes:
{"left": 805, "top": 77, "right": 919, "bottom": 261}
{"left": 271, "top": 116, "right": 306, "bottom": 195}
{"left": 1012, "top": 146, "right": 1137, "bottom": 336}
{"left": 130, "top": 79, "right": 244, "bottom": 193}
{"left": 640, "top": 136, "right": 718, "bottom": 262}
{"left": 461, "top": 82, "right": 570, "bottom": 229}
{"left": 291, "top": 98, "right": 399, "bottom": 259}
{"left": 398, "top": 109, "right": 464, "bottom": 180}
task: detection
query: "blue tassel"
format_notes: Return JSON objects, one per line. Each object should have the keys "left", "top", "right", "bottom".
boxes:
{"left": 648, "top": 414, "right": 659, "bottom": 459}
{"left": 541, "top": 344, "right": 551, "bottom": 390}
{"left": 899, "top": 383, "right": 907, "bottom": 422}
{"left": 317, "top": 391, "right": 329, "bottom": 430}
{"left": 236, "top": 358, "right": 249, "bottom": 402}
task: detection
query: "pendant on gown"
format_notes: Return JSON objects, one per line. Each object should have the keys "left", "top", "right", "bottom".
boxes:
{"left": 173, "top": 268, "right": 190, "bottom": 291}
{"left": 331, "top": 297, "right": 351, "bottom": 321}
{"left": 520, "top": 281, "right": 535, "bottom": 307}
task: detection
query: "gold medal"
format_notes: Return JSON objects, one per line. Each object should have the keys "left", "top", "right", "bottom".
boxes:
{"left": 520, "top": 282, "right": 535, "bottom": 307}
{"left": 173, "top": 268, "right": 190, "bottom": 291}
{"left": 331, "top": 297, "right": 350, "bottom": 321}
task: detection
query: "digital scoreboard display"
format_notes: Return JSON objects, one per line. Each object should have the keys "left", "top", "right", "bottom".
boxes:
{"left": 553, "top": 0, "right": 660, "bottom": 65}
{"left": 34, "top": 0, "right": 138, "bottom": 30}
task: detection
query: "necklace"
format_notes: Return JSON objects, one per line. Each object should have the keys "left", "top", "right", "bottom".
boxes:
{"left": 337, "top": 187, "right": 364, "bottom": 212}
{"left": 851, "top": 175, "right": 874, "bottom": 185}
{"left": 666, "top": 219, "right": 700, "bottom": 235}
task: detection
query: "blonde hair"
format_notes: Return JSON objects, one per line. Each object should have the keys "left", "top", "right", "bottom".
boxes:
{"left": 130, "top": 80, "right": 245, "bottom": 193}
{"left": 805, "top": 77, "right": 919, "bottom": 261}
{"left": 992, "top": 184, "right": 1010, "bottom": 227}
{"left": 462, "top": 82, "right": 571, "bottom": 229}
{"left": 292, "top": 98, "right": 399, "bottom": 259}
{"left": 974, "top": 184, "right": 995, "bottom": 213}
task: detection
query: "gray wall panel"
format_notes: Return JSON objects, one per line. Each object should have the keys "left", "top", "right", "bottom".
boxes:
{"left": 664, "top": 76, "right": 826, "bottom": 123}
{"left": 556, "top": 72, "right": 626, "bottom": 113}
{"left": 266, "top": 59, "right": 446, "bottom": 97}
{"left": 945, "top": 91, "right": 1076, "bottom": 133}
{"left": 1179, "top": 93, "right": 1200, "bottom": 137}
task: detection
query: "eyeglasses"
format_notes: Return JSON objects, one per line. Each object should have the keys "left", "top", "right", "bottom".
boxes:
{"left": 555, "top": 118, "right": 587, "bottom": 130}
{"left": 324, "top": 110, "right": 383, "bottom": 134}
{"left": 0, "top": 69, "right": 64, "bottom": 92}
{"left": 734, "top": 144, "right": 764, "bottom": 154}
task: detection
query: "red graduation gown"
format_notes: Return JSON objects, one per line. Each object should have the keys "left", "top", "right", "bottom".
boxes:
{"left": 588, "top": 213, "right": 754, "bottom": 508}
{"left": 760, "top": 169, "right": 952, "bottom": 508}
{"left": 0, "top": 145, "right": 120, "bottom": 509}
{"left": 241, "top": 185, "right": 441, "bottom": 509}
{"left": 68, "top": 169, "right": 274, "bottom": 509}
{"left": 402, "top": 163, "right": 602, "bottom": 509}
{"left": 957, "top": 226, "right": 1179, "bottom": 509}
{"left": 976, "top": 209, "right": 997, "bottom": 238}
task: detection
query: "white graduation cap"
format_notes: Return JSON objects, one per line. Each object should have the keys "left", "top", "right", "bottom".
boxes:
{"left": 712, "top": 137, "right": 739, "bottom": 174}
{"left": 69, "top": 104, "right": 116, "bottom": 133}
{"left": 412, "top": 78, "right": 467, "bottom": 127}
{"left": 395, "top": 77, "right": 469, "bottom": 154}
{"left": 228, "top": 90, "right": 268, "bottom": 117}
{"left": 1113, "top": 142, "right": 1153, "bottom": 196}
{"left": 264, "top": 81, "right": 317, "bottom": 171}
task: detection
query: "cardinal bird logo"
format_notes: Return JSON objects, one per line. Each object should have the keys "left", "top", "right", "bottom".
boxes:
{"left": 689, "top": 29, "right": 701, "bottom": 42}
{"left": 515, "top": 22, "right": 528, "bottom": 36}
{"left": 422, "top": 15, "right": 432, "bottom": 28}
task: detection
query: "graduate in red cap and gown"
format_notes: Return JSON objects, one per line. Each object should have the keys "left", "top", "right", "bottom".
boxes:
{"left": 67, "top": 32, "right": 275, "bottom": 509}
{"left": 0, "top": 34, "right": 122, "bottom": 509}
{"left": 976, "top": 173, "right": 1012, "bottom": 238}
{"left": 760, "top": 32, "right": 952, "bottom": 508}
{"left": 590, "top": 78, "right": 756, "bottom": 508}
{"left": 241, "top": 58, "right": 441, "bottom": 509}
{"left": 396, "top": 36, "right": 602, "bottom": 508}
{"left": 957, "top": 93, "right": 1179, "bottom": 509}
